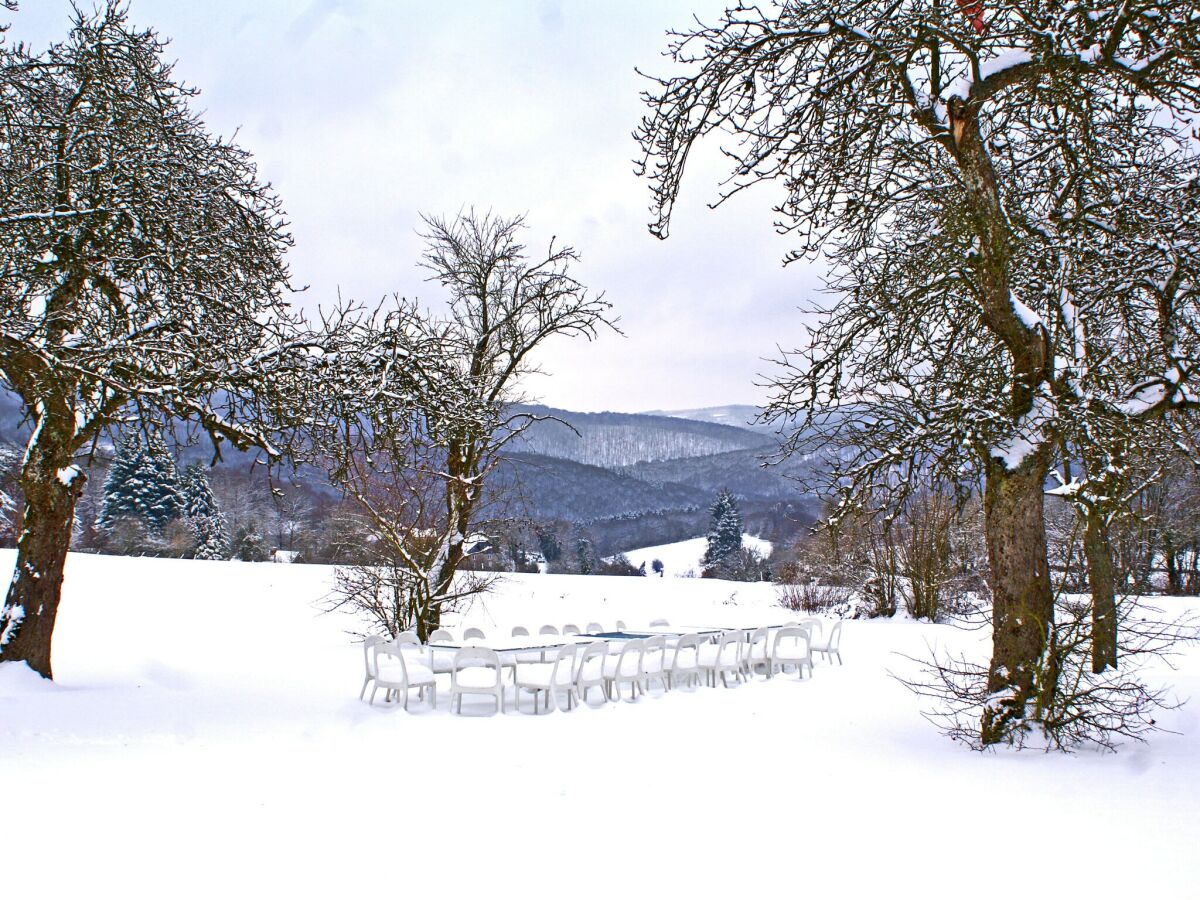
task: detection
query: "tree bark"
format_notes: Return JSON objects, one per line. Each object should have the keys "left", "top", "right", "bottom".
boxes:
{"left": 1164, "top": 536, "right": 1180, "bottom": 595}
{"left": 980, "top": 454, "right": 1056, "bottom": 744}
{"left": 1083, "top": 511, "right": 1118, "bottom": 673}
{"left": 0, "top": 423, "right": 86, "bottom": 679}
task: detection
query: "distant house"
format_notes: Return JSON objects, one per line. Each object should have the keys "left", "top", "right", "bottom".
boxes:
{"left": 462, "top": 533, "right": 494, "bottom": 556}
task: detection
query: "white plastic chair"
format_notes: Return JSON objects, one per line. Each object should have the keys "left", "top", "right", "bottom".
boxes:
{"left": 810, "top": 620, "right": 843, "bottom": 665}
{"left": 371, "top": 642, "right": 437, "bottom": 709}
{"left": 450, "top": 647, "right": 506, "bottom": 715}
{"left": 639, "top": 634, "right": 670, "bottom": 693}
{"left": 359, "top": 635, "right": 388, "bottom": 700}
{"left": 769, "top": 626, "right": 813, "bottom": 678}
{"left": 665, "top": 632, "right": 703, "bottom": 689}
{"left": 585, "top": 621, "right": 604, "bottom": 634}
{"left": 562, "top": 623, "right": 581, "bottom": 635}
{"left": 538, "top": 625, "right": 560, "bottom": 636}
{"left": 744, "top": 626, "right": 772, "bottom": 678}
{"left": 698, "top": 629, "right": 745, "bottom": 688}
{"left": 575, "top": 641, "right": 609, "bottom": 706}
{"left": 515, "top": 643, "right": 579, "bottom": 713}
{"left": 615, "top": 619, "right": 627, "bottom": 631}
{"left": 603, "top": 639, "right": 645, "bottom": 701}
{"left": 511, "top": 626, "right": 530, "bottom": 637}
{"left": 799, "top": 617, "right": 825, "bottom": 641}
{"left": 426, "top": 628, "right": 457, "bottom": 675}
{"left": 649, "top": 618, "right": 670, "bottom": 628}
{"left": 463, "top": 626, "right": 487, "bottom": 643}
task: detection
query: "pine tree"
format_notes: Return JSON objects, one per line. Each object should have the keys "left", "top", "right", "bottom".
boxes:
{"left": 136, "top": 431, "right": 182, "bottom": 531}
{"left": 97, "top": 430, "right": 144, "bottom": 531}
{"left": 703, "top": 489, "right": 744, "bottom": 574}
{"left": 181, "top": 463, "right": 228, "bottom": 560}
{"left": 575, "top": 537, "right": 595, "bottom": 575}
{"left": 97, "top": 428, "right": 182, "bottom": 537}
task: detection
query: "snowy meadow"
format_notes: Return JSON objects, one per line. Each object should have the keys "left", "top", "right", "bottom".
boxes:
{"left": 3, "top": 549, "right": 1198, "bottom": 899}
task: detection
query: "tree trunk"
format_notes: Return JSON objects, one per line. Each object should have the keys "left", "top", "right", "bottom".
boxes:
{"left": 1164, "top": 535, "right": 1180, "bottom": 595}
{"left": 1083, "top": 511, "right": 1118, "bottom": 673}
{"left": 980, "top": 454, "right": 1055, "bottom": 745}
{"left": 0, "top": 426, "right": 86, "bottom": 679}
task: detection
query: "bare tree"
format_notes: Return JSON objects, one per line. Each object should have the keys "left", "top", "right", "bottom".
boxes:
{"left": 0, "top": 5, "right": 339, "bottom": 676}
{"left": 635, "top": 0, "right": 1200, "bottom": 745}
{"left": 319, "top": 211, "right": 614, "bottom": 638}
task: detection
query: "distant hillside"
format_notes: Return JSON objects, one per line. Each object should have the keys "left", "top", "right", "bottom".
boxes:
{"left": 643, "top": 404, "right": 762, "bottom": 429}
{"left": 645, "top": 403, "right": 812, "bottom": 437}
{"left": 491, "top": 451, "right": 708, "bottom": 522}
{"left": 508, "top": 404, "right": 772, "bottom": 468}
{"left": 620, "top": 446, "right": 815, "bottom": 502}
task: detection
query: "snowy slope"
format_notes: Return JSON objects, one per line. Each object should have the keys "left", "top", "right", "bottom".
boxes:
{"left": 622, "top": 535, "right": 772, "bottom": 577}
{"left": 2, "top": 551, "right": 1198, "bottom": 899}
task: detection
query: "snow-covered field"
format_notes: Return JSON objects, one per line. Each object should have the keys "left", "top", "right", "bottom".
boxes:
{"left": 622, "top": 534, "right": 772, "bottom": 577}
{"left": 3, "top": 550, "right": 1199, "bottom": 899}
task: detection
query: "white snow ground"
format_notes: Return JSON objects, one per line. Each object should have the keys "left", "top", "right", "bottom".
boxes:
{"left": 2, "top": 550, "right": 1199, "bottom": 899}
{"left": 622, "top": 534, "right": 772, "bottom": 577}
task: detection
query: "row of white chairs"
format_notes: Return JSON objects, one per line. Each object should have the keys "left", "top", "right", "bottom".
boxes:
{"left": 361, "top": 619, "right": 843, "bottom": 714}
{"left": 421, "top": 622, "right": 631, "bottom": 645}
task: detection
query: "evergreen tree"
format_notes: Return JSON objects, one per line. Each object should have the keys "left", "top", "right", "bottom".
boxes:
{"left": 232, "top": 520, "right": 269, "bottom": 562}
{"left": 135, "top": 431, "right": 182, "bottom": 530}
{"left": 97, "top": 428, "right": 182, "bottom": 537}
{"left": 575, "top": 537, "right": 595, "bottom": 575}
{"left": 181, "top": 463, "right": 228, "bottom": 560}
{"left": 703, "top": 489, "right": 744, "bottom": 573}
{"left": 97, "top": 430, "right": 143, "bottom": 531}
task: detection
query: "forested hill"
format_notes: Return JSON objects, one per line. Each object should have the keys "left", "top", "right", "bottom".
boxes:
{"left": 508, "top": 404, "right": 774, "bottom": 468}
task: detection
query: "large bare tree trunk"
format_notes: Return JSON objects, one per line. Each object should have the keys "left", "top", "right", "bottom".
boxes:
{"left": 948, "top": 101, "right": 1059, "bottom": 745}
{"left": 0, "top": 423, "right": 85, "bottom": 679}
{"left": 980, "top": 454, "right": 1055, "bottom": 744}
{"left": 1084, "top": 512, "right": 1118, "bottom": 673}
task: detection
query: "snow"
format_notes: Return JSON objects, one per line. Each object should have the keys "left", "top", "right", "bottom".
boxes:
{"left": 621, "top": 535, "right": 772, "bottom": 577}
{"left": 990, "top": 387, "right": 1055, "bottom": 471}
{"left": 56, "top": 465, "right": 83, "bottom": 488}
{"left": 1010, "top": 291, "right": 1043, "bottom": 330}
{"left": 1, "top": 551, "right": 1198, "bottom": 898}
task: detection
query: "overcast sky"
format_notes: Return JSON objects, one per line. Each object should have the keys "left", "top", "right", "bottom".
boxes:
{"left": 9, "top": 1, "right": 827, "bottom": 414}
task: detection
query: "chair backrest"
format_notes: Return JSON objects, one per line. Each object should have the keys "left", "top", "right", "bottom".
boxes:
{"left": 362, "top": 634, "right": 387, "bottom": 676}
{"left": 772, "top": 626, "right": 810, "bottom": 656}
{"left": 585, "top": 622, "right": 604, "bottom": 634}
{"left": 539, "top": 625, "right": 560, "bottom": 636}
{"left": 799, "top": 617, "right": 824, "bottom": 638}
{"left": 643, "top": 633, "right": 672, "bottom": 676}
{"left": 374, "top": 642, "right": 411, "bottom": 683}
{"left": 576, "top": 640, "right": 608, "bottom": 686}
{"left": 428, "top": 628, "right": 454, "bottom": 643}
{"left": 719, "top": 629, "right": 745, "bottom": 666}
{"left": 669, "top": 632, "right": 704, "bottom": 669}
{"left": 452, "top": 647, "right": 502, "bottom": 686}
{"left": 649, "top": 618, "right": 670, "bottom": 627}
{"left": 827, "top": 620, "right": 843, "bottom": 649}
{"left": 747, "top": 626, "right": 771, "bottom": 658}
{"left": 463, "top": 627, "right": 486, "bottom": 642}
{"left": 393, "top": 632, "right": 421, "bottom": 647}
{"left": 511, "top": 626, "right": 530, "bottom": 637}
{"left": 614, "top": 639, "right": 645, "bottom": 677}
{"left": 549, "top": 642, "right": 579, "bottom": 686}
{"left": 615, "top": 619, "right": 627, "bottom": 631}
{"left": 562, "top": 623, "right": 581, "bottom": 635}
